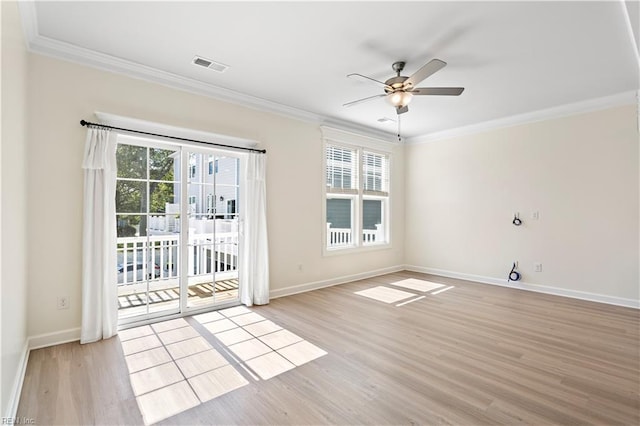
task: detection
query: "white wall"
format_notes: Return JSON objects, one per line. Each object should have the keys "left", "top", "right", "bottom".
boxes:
{"left": 1, "top": 0, "right": 29, "bottom": 416}
{"left": 25, "top": 53, "right": 405, "bottom": 337}
{"left": 405, "top": 105, "right": 639, "bottom": 304}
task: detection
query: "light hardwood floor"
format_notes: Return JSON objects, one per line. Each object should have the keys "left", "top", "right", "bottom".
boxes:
{"left": 17, "top": 271, "right": 640, "bottom": 425}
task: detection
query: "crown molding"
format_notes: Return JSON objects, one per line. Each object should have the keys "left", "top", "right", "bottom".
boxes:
{"left": 406, "top": 90, "right": 638, "bottom": 145}
{"left": 620, "top": 0, "right": 639, "bottom": 67}
{"left": 17, "top": 1, "right": 397, "bottom": 142}
{"left": 27, "top": 35, "right": 323, "bottom": 123}
{"left": 17, "top": 0, "right": 38, "bottom": 42}
{"left": 17, "top": 1, "right": 637, "bottom": 146}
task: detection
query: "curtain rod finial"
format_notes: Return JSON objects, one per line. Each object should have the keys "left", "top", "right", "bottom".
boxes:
{"left": 80, "top": 120, "right": 87, "bottom": 126}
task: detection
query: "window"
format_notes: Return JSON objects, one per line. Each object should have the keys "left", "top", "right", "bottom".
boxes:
{"left": 325, "top": 145, "right": 357, "bottom": 247}
{"left": 189, "top": 153, "right": 197, "bottom": 179}
{"left": 227, "top": 199, "right": 236, "bottom": 220}
{"left": 324, "top": 140, "right": 390, "bottom": 251}
{"left": 207, "top": 156, "right": 219, "bottom": 175}
{"left": 362, "top": 151, "right": 389, "bottom": 245}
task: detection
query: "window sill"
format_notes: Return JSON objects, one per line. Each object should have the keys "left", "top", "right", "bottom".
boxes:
{"left": 323, "top": 242, "right": 392, "bottom": 257}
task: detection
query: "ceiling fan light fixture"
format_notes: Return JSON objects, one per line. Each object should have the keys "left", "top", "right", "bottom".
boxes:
{"left": 388, "top": 91, "right": 413, "bottom": 108}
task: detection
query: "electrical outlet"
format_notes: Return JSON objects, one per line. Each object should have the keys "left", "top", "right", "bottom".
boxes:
{"left": 531, "top": 211, "right": 539, "bottom": 220}
{"left": 534, "top": 263, "right": 543, "bottom": 272}
{"left": 57, "top": 296, "right": 69, "bottom": 310}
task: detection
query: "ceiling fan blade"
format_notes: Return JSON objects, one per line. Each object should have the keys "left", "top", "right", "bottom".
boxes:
{"left": 396, "top": 105, "right": 409, "bottom": 115}
{"left": 343, "top": 93, "right": 387, "bottom": 107}
{"left": 403, "top": 59, "right": 447, "bottom": 89}
{"left": 411, "top": 87, "right": 465, "bottom": 96}
{"left": 347, "top": 73, "right": 392, "bottom": 90}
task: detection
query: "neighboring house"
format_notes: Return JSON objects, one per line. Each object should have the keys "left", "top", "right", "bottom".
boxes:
{"left": 172, "top": 152, "right": 239, "bottom": 219}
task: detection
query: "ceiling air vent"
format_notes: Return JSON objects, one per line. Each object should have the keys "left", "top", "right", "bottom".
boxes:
{"left": 192, "top": 55, "right": 229, "bottom": 73}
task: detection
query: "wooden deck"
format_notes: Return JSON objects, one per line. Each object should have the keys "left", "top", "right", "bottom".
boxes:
{"left": 117, "top": 279, "right": 238, "bottom": 317}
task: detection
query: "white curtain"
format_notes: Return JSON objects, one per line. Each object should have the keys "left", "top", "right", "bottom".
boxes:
{"left": 80, "top": 128, "right": 118, "bottom": 344}
{"left": 240, "top": 153, "right": 270, "bottom": 306}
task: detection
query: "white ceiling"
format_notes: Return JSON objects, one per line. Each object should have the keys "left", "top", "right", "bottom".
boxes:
{"left": 21, "top": 1, "right": 640, "bottom": 141}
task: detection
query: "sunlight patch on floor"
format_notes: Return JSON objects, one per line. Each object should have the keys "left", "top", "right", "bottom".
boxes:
{"left": 120, "top": 319, "right": 247, "bottom": 425}
{"left": 395, "top": 295, "right": 426, "bottom": 307}
{"left": 389, "top": 278, "right": 445, "bottom": 292}
{"left": 354, "top": 286, "right": 416, "bottom": 303}
{"left": 353, "top": 279, "right": 456, "bottom": 306}
{"left": 188, "top": 364, "right": 248, "bottom": 402}
{"left": 431, "top": 285, "right": 455, "bottom": 295}
{"left": 120, "top": 306, "right": 327, "bottom": 424}
{"left": 135, "top": 381, "right": 199, "bottom": 425}
{"left": 194, "top": 306, "right": 327, "bottom": 381}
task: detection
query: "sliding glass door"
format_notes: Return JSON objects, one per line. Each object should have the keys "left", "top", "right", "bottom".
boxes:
{"left": 115, "top": 137, "right": 240, "bottom": 323}
{"left": 184, "top": 150, "right": 240, "bottom": 309}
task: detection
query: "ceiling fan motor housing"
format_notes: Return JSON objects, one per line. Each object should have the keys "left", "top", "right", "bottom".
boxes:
{"left": 386, "top": 61, "right": 410, "bottom": 93}
{"left": 384, "top": 76, "right": 409, "bottom": 93}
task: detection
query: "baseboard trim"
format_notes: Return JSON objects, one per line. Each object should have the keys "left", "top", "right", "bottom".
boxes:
{"left": 28, "top": 327, "right": 81, "bottom": 351}
{"left": 405, "top": 265, "right": 640, "bottom": 309}
{"left": 6, "top": 329, "right": 82, "bottom": 418}
{"left": 25, "top": 268, "right": 404, "bottom": 349}
{"left": 270, "top": 265, "right": 405, "bottom": 299}
{"left": 4, "top": 341, "right": 29, "bottom": 420}
{"left": 6, "top": 265, "right": 635, "bottom": 418}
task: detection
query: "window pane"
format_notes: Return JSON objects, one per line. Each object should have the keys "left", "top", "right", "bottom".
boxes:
{"left": 187, "top": 183, "right": 214, "bottom": 215}
{"left": 117, "top": 144, "right": 147, "bottom": 179}
{"left": 362, "top": 199, "right": 385, "bottom": 245}
{"left": 326, "top": 198, "right": 353, "bottom": 247}
{"left": 363, "top": 151, "right": 388, "bottom": 193}
{"left": 149, "top": 147, "right": 177, "bottom": 181}
{"left": 117, "top": 215, "right": 147, "bottom": 238}
{"left": 149, "top": 181, "right": 176, "bottom": 214}
{"left": 116, "top": 181, "right": 147, "bottom": 213}
{"left": 326, "top": 145, "right": 357, "bottom": 191}
{"left": 216, "top": 157, "right": 240, "bottom": 219}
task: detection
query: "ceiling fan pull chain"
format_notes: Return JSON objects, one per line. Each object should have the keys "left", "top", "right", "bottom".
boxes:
{"left": 398, "top": 115, "right": 402, "bottom": 143}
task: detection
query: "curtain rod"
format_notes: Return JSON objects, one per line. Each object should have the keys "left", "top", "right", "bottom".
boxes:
{"left": 79, "top": 119, "right": 266, "bottom": 154}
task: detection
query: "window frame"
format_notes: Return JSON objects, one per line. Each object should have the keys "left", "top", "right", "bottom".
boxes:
{"left": 321, "top": 127, "right": 393, "bottom": 256}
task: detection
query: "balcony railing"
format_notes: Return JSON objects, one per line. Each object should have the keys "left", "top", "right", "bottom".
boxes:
{"left": 326, "top": 223, "right": 384, "bottom": 247}
{"left": 117, "top": 222, "right": 239, "bottom": 287}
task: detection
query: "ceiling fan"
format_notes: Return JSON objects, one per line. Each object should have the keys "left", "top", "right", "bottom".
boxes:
{"left": 344, "top": 59, "right": 464, "bottom": 115}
